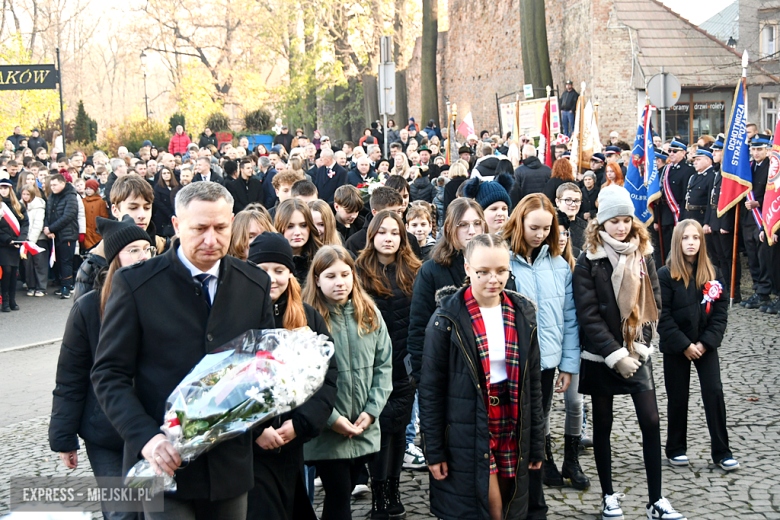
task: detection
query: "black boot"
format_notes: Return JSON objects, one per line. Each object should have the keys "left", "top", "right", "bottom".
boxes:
{"left": 1, "top": 293, "right": 9, "bottom": 313}
{"left": 543, "top": 434, "right": 564, "bottom": 487}
{"left": 561, "top": 434, "right": 590, "bottom": 490}
{"left": 386, "top": 477, "right": 406, "bottom": 519}
{"left": 8, "top": 286, "right": 19, "bottom": 311}
{"left": 370, "top": 479, "right": 389, "bottom": 520}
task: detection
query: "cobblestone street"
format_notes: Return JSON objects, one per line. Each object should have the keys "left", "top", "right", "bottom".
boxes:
{"left": 1, "top": 305, "right": 778, "bottom": 519}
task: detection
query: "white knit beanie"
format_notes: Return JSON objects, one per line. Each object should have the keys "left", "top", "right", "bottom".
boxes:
{"left": 596, "top": 185, "right": 635, "bottom": 224}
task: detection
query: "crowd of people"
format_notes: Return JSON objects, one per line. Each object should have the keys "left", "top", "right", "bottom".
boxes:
{"left": 0, "top": 117, "right": 753, "bottom": 520}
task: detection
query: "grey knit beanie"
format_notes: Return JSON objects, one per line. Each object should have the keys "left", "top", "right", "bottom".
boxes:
{"left": 596, "top": 185, "right": 634, "bottom": 224}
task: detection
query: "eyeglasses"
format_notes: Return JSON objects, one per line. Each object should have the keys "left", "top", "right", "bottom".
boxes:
{"left": 559, "top": 230, "right": 571, "bottom": 238}
{"left": 124, "top": 245, "right": 157, "bottom": 260}
{"left": 560, "top": 198, "right": 582, "bottom": 206}
{"left": 456, "top": 220, "right": 484, "bottom": 231}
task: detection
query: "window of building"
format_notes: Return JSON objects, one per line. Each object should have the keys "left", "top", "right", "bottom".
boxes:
{"left": 762, "top": 24, "right": 779, "bottom": 58}
{"left": 664, "top": 104, "right": 690, "bottom": 142}
{"left": 692, "top": 102, "right": 726, "bottom": 141}
{"left": 761, "top": 96, "right": 778, "bottom": 132}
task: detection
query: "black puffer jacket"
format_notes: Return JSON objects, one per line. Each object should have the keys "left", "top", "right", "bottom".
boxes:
{"left": 408, "top": 253, "right": 517, "bottom": 383}
{"left": 573, "top": 243, "right": 661, "bottom": 362}
{"left": 73, "top": 250, "right": 107, "bottom": 300}
{"left": 657, "top": 264, "right": 728, "bottom": 354}
{"left": 198, "top": 132, "right": 218, "bottom": 149}
{"left": 45, "top": 183, "right": 80, "bottom": 242}
{"left": 420, "top": 286, "right": 544, "bottom": 520}
{"left": 410, "top": 175, "right": 434, "bottom": 203}
{"left": 510, "top": 156, "right": 551, "bottom": 207}
{"left": 360, "top": 262, "right": 415, "bottom": 397}
{"left": 49, "top": 290, "right": 124, "bottom": 452}
{"left": 407, "top": 254, "right": 467, "bottom": 383}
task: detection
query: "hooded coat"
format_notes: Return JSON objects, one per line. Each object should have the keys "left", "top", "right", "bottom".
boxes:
{"left": 410, "top": 175, "right": 434, "bottom": 203}
{"left": 45, "top": 182, "right": 80, "bottom": 242}
{"left": 509, "top": 245, "right": 579, "bottom": 373}
{"left": 573, "top": 241, "right": 661, "bottom": 395}
{"left": 510, "top": 157, "right": 551, "bottom": 207}
{"left": 420, "top": 286, "right": 544, "bottom": 520}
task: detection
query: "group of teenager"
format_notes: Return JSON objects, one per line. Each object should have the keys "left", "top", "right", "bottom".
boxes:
{"left": 35, "top": 128, "right": 746, "bottom": 520}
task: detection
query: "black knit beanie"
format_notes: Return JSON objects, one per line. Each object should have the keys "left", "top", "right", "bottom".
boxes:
{"left": 97, "top": 215, "right": 152, "bottom": 264}
{"left": 247, "top": 232, "right": 296, "bottom": 272}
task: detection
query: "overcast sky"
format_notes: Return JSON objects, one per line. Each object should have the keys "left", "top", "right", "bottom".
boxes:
{"left": 662, "top": 0, "right": 736, "bottom": 25}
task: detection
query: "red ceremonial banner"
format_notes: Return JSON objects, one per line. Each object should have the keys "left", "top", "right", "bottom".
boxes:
{"left": 762, "top": 118, "right": 780, "bottom": 245}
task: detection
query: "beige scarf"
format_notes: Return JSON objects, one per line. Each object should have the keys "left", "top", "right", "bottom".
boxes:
{"left": 599, "top": 231, "right": 658, "bottom": 352}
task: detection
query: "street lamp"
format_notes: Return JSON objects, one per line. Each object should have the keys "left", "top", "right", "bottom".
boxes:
{"left": 140, "top": 50, "right": 149, "bottom": 120}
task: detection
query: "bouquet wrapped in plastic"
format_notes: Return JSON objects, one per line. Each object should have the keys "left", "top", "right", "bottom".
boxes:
{"left": 125, "top": 327, "right": 334, "bottom": 494}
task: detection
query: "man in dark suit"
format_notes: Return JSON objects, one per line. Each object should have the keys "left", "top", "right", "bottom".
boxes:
{"left": 92, "top": 182, "right": 275, "bottom": 519}
{"left": 192, "top": 156, "right": 224, "bottom": 185}
{"left": 656, "top": 139, "right": 694, "bottom": 262}
{"left": 313, "top": 149, "right": 348, "bottom": 203}
{"left": 347, "top": 156, "right": 378, "bottom": 187}
{"left": 226, "top": 159, "right": 264, "bottom": 213}
{"left": 742, "top": 134, "right": 772, "bottom": 309}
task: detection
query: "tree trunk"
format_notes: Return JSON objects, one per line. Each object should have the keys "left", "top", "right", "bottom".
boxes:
{"left": 421, "top": 0, "right": 439, "bottom": 127}
{"left": 520, "top": 0, "right": 553, "bottom": 95}
{"left": 394, "top": 71, "right": 408, "bottom": 128}
{"left": 362, "top": 74, "right": 380, "bottom": 129}
{"left": 393, "top": 0, "right": 409, "bottom": 126}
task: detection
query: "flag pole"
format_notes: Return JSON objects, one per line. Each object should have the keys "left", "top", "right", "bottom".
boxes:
{"left": 445, "top": 101, "right": 451, "bottom": 165}
{"left": 731, "top": 50, "right": 748, "bottom": 307}
{"left": 546, "top": 85, "right": 552, "bottom": 164}
{"left": 578, "top": 82, "right": 586, "bottom": 173}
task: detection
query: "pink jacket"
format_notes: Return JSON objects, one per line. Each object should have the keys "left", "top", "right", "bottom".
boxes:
{"left": 168, "top": 132, "right": 192, "bottom": 155}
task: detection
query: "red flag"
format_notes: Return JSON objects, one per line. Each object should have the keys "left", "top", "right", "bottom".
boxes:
{"left": 540, "top": 101, "right": 553, "bottom": 167}
{"left": 762, "top": 118, "right": 780, "bottom": 244}
{"left": 20, "top": 241, "right": 44, "bottom": 256}
{"left": 457, "top": 111, "right": 474, "bottom": 139}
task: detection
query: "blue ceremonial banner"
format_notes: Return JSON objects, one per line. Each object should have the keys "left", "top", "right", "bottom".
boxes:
{"left": 625, "top": 105, "right": 661, "bottom": 225}
{"left": 717, "top": 81, "right": 752, "bottom": 217}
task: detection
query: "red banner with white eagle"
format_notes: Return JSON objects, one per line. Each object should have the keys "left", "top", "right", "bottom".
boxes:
{"left": 761, "top": 118, "right": 780, "bottom": 245}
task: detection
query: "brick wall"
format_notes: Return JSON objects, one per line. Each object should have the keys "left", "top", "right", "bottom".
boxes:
{"left": 405, "top": 0, "right": 642, "bottom": 142}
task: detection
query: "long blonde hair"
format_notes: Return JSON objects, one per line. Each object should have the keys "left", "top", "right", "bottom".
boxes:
{"left": 228, "top": 209, "right": 276, "bottom": 260}
{"left": 308, "top": 200, "right": 342, "bottom": 246}
{"left": 302, "top": 245, "right": 379, "bottom": 335}
{"left": 502, "top": 194, "right": 560, "bottom": 259}
{"left": 1, "top": 185, "right": 25, "bottom": 219}
{"left": 668, "top": 219, "right": 716, "bottom": 288}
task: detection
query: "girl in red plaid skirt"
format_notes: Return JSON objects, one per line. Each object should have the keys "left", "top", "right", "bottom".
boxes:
{"left": 420, "top": 234, "right": 545, "bottom": 520}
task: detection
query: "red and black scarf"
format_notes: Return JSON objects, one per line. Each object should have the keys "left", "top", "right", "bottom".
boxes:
{"left": 464, "top": 287, "right": 521, "bottom": 431}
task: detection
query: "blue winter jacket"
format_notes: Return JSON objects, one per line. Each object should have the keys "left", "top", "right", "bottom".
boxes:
{"left": 509, "top": 245, "right": 580, "bottom": 373}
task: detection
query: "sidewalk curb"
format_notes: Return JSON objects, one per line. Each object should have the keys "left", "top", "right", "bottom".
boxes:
{"left": 0, "top": 338, "right": 62, "bottom": 354}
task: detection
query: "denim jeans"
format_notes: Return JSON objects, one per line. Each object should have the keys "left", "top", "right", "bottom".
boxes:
{"left": 405, "top": 391, "right": 419, "bottom": 446}
{"left": 561, "top": 110, "right": 576, "bottom": 137}
{"left": 304, "top": 465, "right": 316, "bottom": 504}
{"left": 83, "top": 441, "right": 141, "bottom": 520}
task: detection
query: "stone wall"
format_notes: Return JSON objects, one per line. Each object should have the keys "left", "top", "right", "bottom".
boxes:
{"left": 405, "top": 0, "right": 642, "bottom": 142}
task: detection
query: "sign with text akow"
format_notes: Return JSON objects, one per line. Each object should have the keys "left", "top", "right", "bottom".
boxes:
{"left": 0, "top": 64, "right": 58, "bottom": 90}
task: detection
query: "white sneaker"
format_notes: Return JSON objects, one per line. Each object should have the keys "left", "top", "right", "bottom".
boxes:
{"left": 646, "top": 497, "right": 686, "bottom": 520}
{"left": 668, "top": 455, "right": 689, "bottom": 466}
{"left": 718, "top": 457, "right": 740, "bottom": 471}
{"left": 601, "top": 493, "right": 625, "bottom": 520}
{"left": 403, "top": 443, "right": 426, "bottom": 469}
{"left": 351, "top": 484, "right": 369, "bottom": 497}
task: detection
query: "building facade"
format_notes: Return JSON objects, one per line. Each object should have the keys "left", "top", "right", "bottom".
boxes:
{"left": 405, "top": 0, "right": 779, "bottom": 143}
